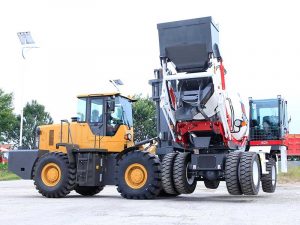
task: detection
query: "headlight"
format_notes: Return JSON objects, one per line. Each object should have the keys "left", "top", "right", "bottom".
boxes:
{"left": 124, "top": 133, "right": 132, "bottom": 141}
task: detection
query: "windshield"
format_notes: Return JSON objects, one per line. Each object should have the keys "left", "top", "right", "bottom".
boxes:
{"left": 106, "top": 96, "right": 133, "bottom": 136}
{"left": 250, "top": 99, "right": 279, "bottom": 140}
{"left": 117, "top": 96, "right": 133, "bottom": 127}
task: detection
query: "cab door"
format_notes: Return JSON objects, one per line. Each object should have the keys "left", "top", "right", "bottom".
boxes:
{"left": 278, "top": 98, "right": 289, "bottom": 139}
{"left": 282, "top": 100, "right": 289, "bottom": 138}
{"left": 88, "top": 97, "right": 105, "bottom": 137}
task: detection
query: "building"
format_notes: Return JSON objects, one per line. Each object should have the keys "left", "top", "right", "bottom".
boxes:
{"left": 0, "top": 144, "right": 11, "bottom": 164}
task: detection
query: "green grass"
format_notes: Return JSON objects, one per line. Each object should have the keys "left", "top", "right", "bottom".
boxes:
{"left": 278, "top": 166, "right": 300, "bottom": 183}
{"left": 0, "top": 163, "right": 20, "bottom": 181}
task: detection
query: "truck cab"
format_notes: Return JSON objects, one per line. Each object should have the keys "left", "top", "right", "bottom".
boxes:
{"left": 249, "top": 95, "right": 288, "bottom": 145}
{"left": 248, "top": 95, "right": 289, "bottom": 174}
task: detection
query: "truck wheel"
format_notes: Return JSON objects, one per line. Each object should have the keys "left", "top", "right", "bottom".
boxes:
{"left": 225, "top": 152, "right": 243, "bottom": 195}
{"left": 173, "top": 152, "right": 196, "bottom": 194}
{"left": 204, "top": 180, "right": 220, "bottom": 189}
{"left": 261, "top": 158, "right": 277, "bottom": 193}
{"left": 161, "top": 153, "right": 180, "bottom": 195}
{"left": 33, "top": 152, "right": 76, "bottom": 198}
{"left": 239, "top": 152, "right": 261, "bottom": 195}
{"left": 115, "top": 150, "right": 162, "bottom": 199}
{"left": 158, "top": 189, "right": 179, "bottom": 197}
{"left": 75, "top": 186, "right": 104, "bottom": 196}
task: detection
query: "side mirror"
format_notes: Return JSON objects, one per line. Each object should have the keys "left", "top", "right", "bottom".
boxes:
{"left": 107, "top": 100, "right": 115, "bottom": 113}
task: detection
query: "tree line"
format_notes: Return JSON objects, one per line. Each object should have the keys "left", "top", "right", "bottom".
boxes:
{"left": 0, "top": 89, "right": 156, "bottom": 149}
{"left": 0, "top": 89, "right": 53, "bottom": 149}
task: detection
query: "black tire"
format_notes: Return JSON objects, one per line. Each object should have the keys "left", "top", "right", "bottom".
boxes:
{"left": 75, "top": 186, "right": 104, "bottom": 196}
{"left": 161, "top": 153, "right": 180, "bottom": 195}
{"left": 33, "top": 152, "right": 76, "bottom": 198}
{"left": 173, "top": 152, "right": 197, "bottom": 194}
{"left": 239, "top": 152, "right": 261, "bottom": 195}
{"left": 225, "top": 152, "right": 243, "bottom": 195}
{"left": 115, "top": 150, "right": 162, "bottom": 199}
{"left": 261, "top": 158, "right": 277, "bottom": 193}
{"left": 157, "top": 189, "right": 179, "bottom": 197}
{"left": 204, "top": 180, "right": 220, "bottom": 189}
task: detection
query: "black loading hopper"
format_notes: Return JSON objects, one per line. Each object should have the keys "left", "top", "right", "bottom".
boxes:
{"left": 157, "top": 17, "right": 219, "bottom": 73}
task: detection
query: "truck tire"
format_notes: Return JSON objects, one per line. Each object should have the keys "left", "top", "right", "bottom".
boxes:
{"left": 261, "top": 158, "right": 277, "bottom": 193}
{"left": 75, "top": 186, "right": 104, "bottom": 196}
{"left": 239, "top": 152, "right": 261, "bottom": 195}
{"left": 204, "top": 180, "right": 220, "bottom": 189}
{"left": 161, "top": 153, "right": 180, "bottom": 195}
{"left": 173, "top": 152, "right": 196, "bottom": 194}
{"left": 115, "top": 150, "right": 162, "bottom": 199}
{"left": 225, "top": 152, "right": 243, "bottom": 195}
{"left": 33, "top": 152, "right": 76, "bottom": 198}
{"left": 158, "top": 189, "right": 179, "bottom": 197}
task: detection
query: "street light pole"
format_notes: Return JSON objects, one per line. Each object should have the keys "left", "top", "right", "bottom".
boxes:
{"left": 109, "top": 79, "right": 124, "bottom": 92}
{"left": 17, "top": 32, "right": 37, "bottom": 147}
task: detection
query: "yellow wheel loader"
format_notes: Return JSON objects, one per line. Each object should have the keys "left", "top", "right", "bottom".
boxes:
{"left": 8, "top": 92, "right": 161, "bottom": 199}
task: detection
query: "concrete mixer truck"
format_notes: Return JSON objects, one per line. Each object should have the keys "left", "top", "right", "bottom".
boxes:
{"left": 150, "top": 17, "right": 285, "bottom": 196}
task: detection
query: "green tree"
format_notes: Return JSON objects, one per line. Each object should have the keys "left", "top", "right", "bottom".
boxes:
{"left": 132, "top": 95, "right": 156, "bottom": 142}
{"left": 0, "top": 89, "right": 17, "bottom": 143}
{"left": 13, "top": 100, "right": 53, "bottom": 149}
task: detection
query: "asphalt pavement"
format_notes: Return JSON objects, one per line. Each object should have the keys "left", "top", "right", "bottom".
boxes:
{"left": 0, "top": 180, "right": 299, "bottom": 225}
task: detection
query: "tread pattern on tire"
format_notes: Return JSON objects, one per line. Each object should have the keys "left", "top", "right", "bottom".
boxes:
{"left": 33, "top": 152, "right": 76, "bottom": 198}
{"left": 75, "top": 186, "right": 104, "bottom": 196}
{"left": 261, "top": 158, "right": 276, "bottom": 193}
{"left": 239, "top": 152, "right": 261, "bottom": 195}
{"left": 162, "top": 153, "right": 179, "bottom": 195}
{"left": 225, "top": 151, "right": 243, "bottom": 195}
{"left": 115, "top": 150, "right": 162, "bottom": 199}
{"left": 173, "top": 152, "right": 196, "bottom": 194}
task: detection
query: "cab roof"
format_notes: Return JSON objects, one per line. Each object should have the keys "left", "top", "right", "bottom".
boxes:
{"left": 77, "top": 92, "right": 136, "bottom": 101}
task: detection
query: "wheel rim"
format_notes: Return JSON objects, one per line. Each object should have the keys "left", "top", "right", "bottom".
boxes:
{"left": 125, "top": 163, "right": 148, "bottom": 189}
{"left": 186, "top": 163, "right": 195, "bottom": 185}
{"left": 252, "top": 161, "right": 259, "bottom": 186}
{"left": 271, "top": 165, "right": 276, "bottom": 185}
{"left": 41, "top": 163, "right": 61, "bottom": 187}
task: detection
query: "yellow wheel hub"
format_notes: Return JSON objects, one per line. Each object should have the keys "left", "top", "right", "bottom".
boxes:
{"left": 125, "top": 163, "right": 148, "bottom": 189}
{"left": 41, "top": 163, "right": 61, "bottom": 187}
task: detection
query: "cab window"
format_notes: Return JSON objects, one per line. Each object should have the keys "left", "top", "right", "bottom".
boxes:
{"left": 106, "top": 98, "right": 121, "bottom": 136}
{"left": 106, "top": 97, "right": 133, "bottom": 136}
{"left": 77, "top": 98, "right": 87, "bottom": 122}
{"left": 90, "top": 99, "right": 103, "bottom": 123}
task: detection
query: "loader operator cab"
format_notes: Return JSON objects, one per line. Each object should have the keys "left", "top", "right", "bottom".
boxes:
{"left": 76, "top": 93, "right": 133, "bottom": 137}
{"left": 249, "top": 96, "right": 288, "bottom": 141}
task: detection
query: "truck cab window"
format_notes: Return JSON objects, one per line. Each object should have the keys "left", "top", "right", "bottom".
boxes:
{"left": 250, "top": 99, "right": 280, "bottom": 140}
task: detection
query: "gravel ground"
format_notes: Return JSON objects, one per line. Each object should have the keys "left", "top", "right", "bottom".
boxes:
{"left": 0, "top": 180, "right": 299, "bottom": 225}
